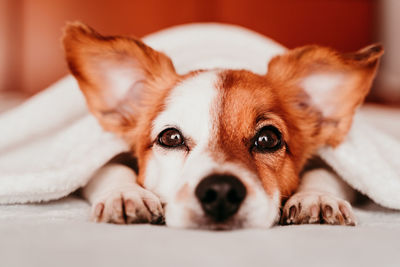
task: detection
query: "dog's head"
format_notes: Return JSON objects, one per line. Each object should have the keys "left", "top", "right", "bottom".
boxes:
{"left": 63, "top": 23, "right": 382, "bottom": 229}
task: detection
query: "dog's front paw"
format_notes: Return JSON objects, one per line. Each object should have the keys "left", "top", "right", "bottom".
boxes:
{"left": 280, "top": 192, "right": 356, "bottom": 226}
{"left": 91, "top": 186, "right": 164, "bottom": 224}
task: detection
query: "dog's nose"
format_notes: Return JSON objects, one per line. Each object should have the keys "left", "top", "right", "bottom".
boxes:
{"left": 195, "top": 174, "right": 246, "bottom": 222}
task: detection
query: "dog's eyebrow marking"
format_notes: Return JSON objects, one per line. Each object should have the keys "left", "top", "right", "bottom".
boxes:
{"left": 253, "top": 113, "right": 287, "bottom": 135}
{"left": 255, "top": 114, "right": 273, "bottom": 124}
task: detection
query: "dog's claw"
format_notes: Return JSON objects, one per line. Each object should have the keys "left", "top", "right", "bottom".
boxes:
{"left": 93, "top": 203, "right": 104, "bottom": 222}
{"left": 288, "top": 205, "right": 296, "bottom": 223}
{"left": 323, "top": 204, "right": 333, "bottom": 217}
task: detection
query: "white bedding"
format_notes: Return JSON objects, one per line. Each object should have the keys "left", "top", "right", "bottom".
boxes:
{"left": 1, "top": 196, "right": 400, "bottom": 267}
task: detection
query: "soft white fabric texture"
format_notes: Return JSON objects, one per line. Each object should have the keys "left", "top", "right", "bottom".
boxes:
{"left": 1, "top": 195, "right": 400, "bottom": 267}
{"left": 0, "top": 23, "right": 399, "bottom": 209}
{"left": 319, "top": 114, "right": 400, "bottom": 209}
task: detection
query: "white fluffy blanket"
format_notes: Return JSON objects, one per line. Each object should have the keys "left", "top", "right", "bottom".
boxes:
{"left": 0, "top": 23, "right": 399, "bottom": 208}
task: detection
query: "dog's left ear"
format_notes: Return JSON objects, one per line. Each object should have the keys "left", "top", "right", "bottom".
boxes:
{"left": 267, "top": 44, "right": 383, "bottom": 146}
{"left": 63, "top": 22, "right": 178, "bottom": 135}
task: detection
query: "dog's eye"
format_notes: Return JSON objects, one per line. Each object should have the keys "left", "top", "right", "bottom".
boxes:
{"left": 253, "top": 126, "right": 282, "bottom": 152}
{"left": 158, "top": 128, "right": 184, "bottom": 148}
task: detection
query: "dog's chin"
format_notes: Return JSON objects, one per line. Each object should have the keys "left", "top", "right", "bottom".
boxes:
{"left": 188, "top": 214, "right": 247, "bottom": 231}
{"left": 193, "top": 223, "right": 243, "bottom": 231}
{"left": 167, "top": 216, "right": 245, "bottom": 231}
{"left": 165, "top": 209, "right": 276, "bottom": 230}
{"left": 168, "top": 216, "right": 276, "bottom": 231}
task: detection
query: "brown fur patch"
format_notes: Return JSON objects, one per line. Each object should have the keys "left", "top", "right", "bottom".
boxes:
{"left": 212, "top": 70, "right": 299, "bottom": 198}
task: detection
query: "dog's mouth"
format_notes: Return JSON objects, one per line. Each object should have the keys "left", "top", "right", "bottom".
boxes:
{"left": 199, "top": 224, "right": 242, "bottom": 231}
{"left": 198, "top": 222, "right": 245, "bottom": 231}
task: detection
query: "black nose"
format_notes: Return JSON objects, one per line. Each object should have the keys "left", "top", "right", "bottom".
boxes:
{"left": 195, "top": 174, "right": 247, "bottom": 222}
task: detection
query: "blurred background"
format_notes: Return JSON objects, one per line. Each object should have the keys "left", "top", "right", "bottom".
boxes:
{"left": 0, "top": 0, "right": 399, "bottom": 105}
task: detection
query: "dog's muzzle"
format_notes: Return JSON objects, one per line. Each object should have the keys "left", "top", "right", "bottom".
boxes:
{"left": 195, "top": 174, "right": 247, "bottom": 222}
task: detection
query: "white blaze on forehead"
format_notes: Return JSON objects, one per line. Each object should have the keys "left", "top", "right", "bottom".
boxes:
{"left": 152, "top": 71, "right": 219, "bottom": 145}
{"left": 145, "top": 71, "right": 220, "bottom": 201}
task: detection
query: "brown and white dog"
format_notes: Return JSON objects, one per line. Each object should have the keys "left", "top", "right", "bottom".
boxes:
{"left": 63, "top": 23, "right": 383, "bottom": 230}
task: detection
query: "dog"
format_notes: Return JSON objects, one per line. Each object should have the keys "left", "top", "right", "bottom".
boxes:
{"left": 63, "top": 22, "right": 383, "bottom": 230}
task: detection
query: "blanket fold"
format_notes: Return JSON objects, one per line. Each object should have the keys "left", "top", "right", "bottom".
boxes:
{"left": 1, "top": 23, "right": 399, "bottom": 208}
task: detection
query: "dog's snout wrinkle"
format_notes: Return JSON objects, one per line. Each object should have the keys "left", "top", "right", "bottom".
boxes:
{"left": 195, "top": 174, "right": 246, "bottom": 222}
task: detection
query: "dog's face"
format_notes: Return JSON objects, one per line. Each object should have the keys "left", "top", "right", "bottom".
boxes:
{"left": 64, "top": 23, "right": 382, "bottom": 229}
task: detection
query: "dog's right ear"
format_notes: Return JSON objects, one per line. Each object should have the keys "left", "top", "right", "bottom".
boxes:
{"left": 267, "top": 43, "right": 383, "bottom": 147}
{"left": 63, "top": 22, "right": 178, "bottom": 135}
